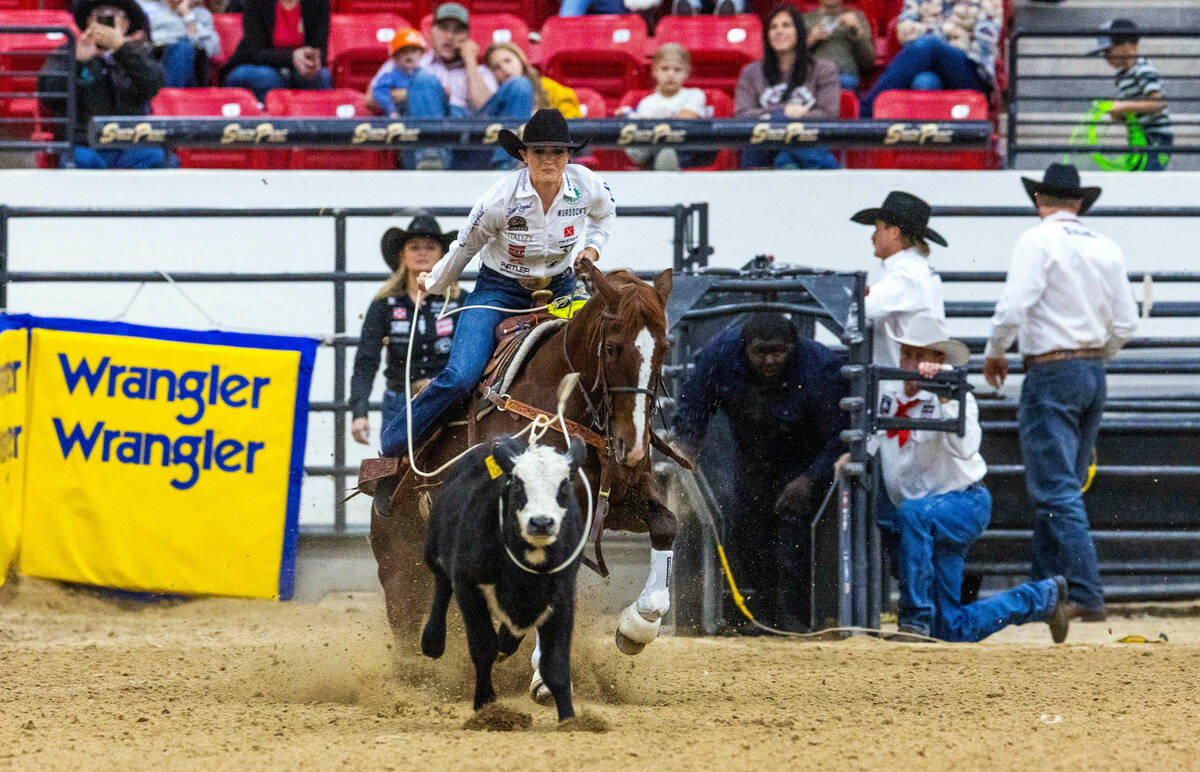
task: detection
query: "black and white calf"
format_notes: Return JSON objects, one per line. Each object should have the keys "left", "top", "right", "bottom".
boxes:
{"left": 420, "top": 434, "right": 587, "bottom": 722}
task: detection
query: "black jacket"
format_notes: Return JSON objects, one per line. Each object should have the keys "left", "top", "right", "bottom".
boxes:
{"left": 220, "top": 0, "right": 329, "bottom": 78}
{"left": 37, "top": 41, "right": 164, "bottom": 145}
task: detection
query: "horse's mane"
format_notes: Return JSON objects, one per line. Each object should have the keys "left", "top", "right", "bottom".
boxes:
{"left": 602, "top": 269, "right": 666, "bottom": 335}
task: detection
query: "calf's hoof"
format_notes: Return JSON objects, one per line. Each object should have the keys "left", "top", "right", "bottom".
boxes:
{"left": 614, "top": 602, "right": 662, "bottom": 656}
{"left": 420, "top": 621, "right": 446, "bottom": 659}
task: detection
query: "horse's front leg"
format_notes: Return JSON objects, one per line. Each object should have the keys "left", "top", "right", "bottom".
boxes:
{"left": 616, "top": 495, "right": 678, "bottom": 655}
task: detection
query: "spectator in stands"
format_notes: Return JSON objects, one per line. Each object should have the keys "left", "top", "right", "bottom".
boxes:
{"left": 850, "top": 191, "right": 947, "bottom": 367}
{"left": 668, "top": 0, "right": 742, "bottom": 17}
{"left": 673, "top": 313, "right": 846, "bottom": 633}
{"left": 860, "top": 0, "right": 1001, "bottom": 117}
{"left": 615, "top": 43, "right": 714, "bottom": 171}
{"left": 350, "top": 216, "right": 462, "bottom": 446}
{"left": 138, "top": 0, "right": 221, "bottom": 87}
{"left": 1091, "top": 19, "right": 1173, "bottom": 171}
{"left": 734, "top": 5, "right": 840, "bottom": 169}
{"left": 38, "top": 0, "right": 172, "bottom": 169}
{"left": 220, "top": 0, "right": 331, "bottom": 102}
{"left": 803, "top": 0, "right": 875, "bottom": 92}
{"left": 485, "top": 42, "right": 581, "bottom": 118}
{"left": 370, "top": 28, "right": 428, "bottom": 118}
{"left": 836, "top": 316, "right": 1071, "bottom": 644}
{"left": 983, "top": 163, "right": 1138, "bottom": 624}
{"left": 559, "top": 0, "right": 661, "bottom": 19}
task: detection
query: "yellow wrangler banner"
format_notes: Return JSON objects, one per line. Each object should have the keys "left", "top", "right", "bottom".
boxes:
{"left": 0, "top": 315, "right": 30, "bottom": 588}
{"left": 15, "top": 317, "right": 316, "bottom": 600}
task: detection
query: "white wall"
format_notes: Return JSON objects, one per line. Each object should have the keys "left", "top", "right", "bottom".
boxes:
{"left": 3, "top": 168, "right": 1198, "bottom": 527}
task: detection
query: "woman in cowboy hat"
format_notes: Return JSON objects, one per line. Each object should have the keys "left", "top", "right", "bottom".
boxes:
{"left": 378, "top": 108, "right": 616, "bottom": 459}
{"left": 849, "top": 190, "right": 949, "bottom": 367}
{"left": 349, "top": 216, "right": 462, "bottom": 446}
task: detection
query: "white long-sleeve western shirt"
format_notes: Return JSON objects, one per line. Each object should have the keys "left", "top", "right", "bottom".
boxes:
{"left": 987, "top": 211, "right": 1138, "bottom": 359}
{"left": 863, "top": 249, "right": 947, "bottom": 367}
{"left": 871, "top": 380, "right": 986, "bottom": 507}
{"left": 426, "top": 165, "right": 616, "bottom": 295}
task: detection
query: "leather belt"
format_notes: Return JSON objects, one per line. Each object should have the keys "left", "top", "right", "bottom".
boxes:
{"left": 1023, "top": 348, "right": 1105, "bottom": 368}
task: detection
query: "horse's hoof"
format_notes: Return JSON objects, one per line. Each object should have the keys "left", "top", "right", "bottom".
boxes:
{"left": 615, "top": 628, "right": 647, "bottom": 656}
{"left": 529, "top": 671, "right": 554, "bottom": 706}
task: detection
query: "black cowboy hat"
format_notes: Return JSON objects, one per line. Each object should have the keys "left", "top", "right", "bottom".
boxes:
{"left": 74, "top": 0, "right": 149, "bottom": 36}
{"left": 380, "top": 215, "right": 458, "bottom": 271}
{"left": 497, "top": 108, "right": 588, "bottom": 163}
{"left": 1021, "top": 162, "right": 1102, "bottom": 215}
{"left": 850, "top": 191, "right": 947, "bottom": 247}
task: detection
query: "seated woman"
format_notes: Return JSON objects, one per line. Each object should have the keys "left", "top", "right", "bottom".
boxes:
{"left": 734, "top": 4, "right": 841, "bottom": 170}
{"left": 803, "top": 0, "right": 875, "bottom": 92}
{"left": 139, "top": 0, "right": 221, "bottom": 87}
{"left": 860, "top": 0, "right": 1001, "bottom": 117}
{"left": 484, "top": 42, "right": 581, "bottom": 119}
{"left": 220, "top": 0, "right": 331, "bottom": 102}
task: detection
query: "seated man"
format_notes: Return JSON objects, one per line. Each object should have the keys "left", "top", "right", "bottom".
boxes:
{"left": 673, "top": 313, "right": 846, "bottom": 631}
{"left": 138, "top": 0, "right": 221, "bottom": 87}
{"left": 220, "top": 0, "right": 331, "bottom": 102}
{"left": 838, "top": 315, "right": 1070, "bottom": 643}
{"left": 803, "top": 0, "right": 876, "bottom": 92}
{"left": 38, "top": 0, "right": 172, "bottom": 169}
{"left": 368, "top": 3, "right": 532, "bottom": 170}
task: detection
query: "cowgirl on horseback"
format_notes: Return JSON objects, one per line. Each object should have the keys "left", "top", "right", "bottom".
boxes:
{"left": 379, "top": 108, "right": 616, "bottom": 459}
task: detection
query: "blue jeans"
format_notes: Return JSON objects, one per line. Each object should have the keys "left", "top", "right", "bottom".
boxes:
{"left": 380, "top": 266, "right": 575, "bottom": 457}
{"left": 1018, "top": 358, "right": 1106, "bottom": 612}
{"left": 883, "top": 484, "right": 1058, "bottom": 641}
{"left": 223, "top": 64, "right": 333, "bottom": 102}
{"left": 67, "top": 146, "right": 174, "bottom": 169}
{"left": 740, "top": 145, "right": 841, "bottom": 170}
{"left": 558, "top": 0, "right": 626, "bottom": 16}
{"left": 381, "top": 388, "right": 404, "bottom": 430}
{"left": 404, "top": 72, "right": 534, "bottom": 170}
{"left": 839, "top": 72, "right": 860, "bottom": 92}
{"left": 861, "top": 35, "right": 987, "bottom": 116}
{"left": 1142, "top": 132, "right": 1172, "bottom": 171}
{"left": 673, "top": 0, "right": 747, "bottom": 11}
{"left": 161, "top": 39, "right": 197, "bottom": 87}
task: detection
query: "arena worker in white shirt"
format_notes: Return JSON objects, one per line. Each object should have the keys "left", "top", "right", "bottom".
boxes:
{"left": 982, "top": 163, "right": 1138, "bottom": 623}
{"left": 379, "top": 108, "right": 615, "bottom": 459}
{"left": 836, "top": 315, "right": 1070, "bottom": 644}
{"left": 849, "top": 191, "right": 948, "bottom": 367}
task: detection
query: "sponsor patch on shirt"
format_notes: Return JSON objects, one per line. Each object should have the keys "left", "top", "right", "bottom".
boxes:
{"left": 436, "top": 317, "right": 453, "bottom": 336}
{"left": 501, "top": 261, "right": 531, "bottom": 275}
{"left": 563, "top": 225, "right": 575, "bottom": 237}
{"left": 508, "top": 244, "right": 526, "bottom": 260}
{"left": 435, "top": 338, "right": 452, "bottom": 354}
{"left": 390, "top": 321, "right": 410, "bottom": 335}
{"left": 557, "top": 208, "right": 587, "bottom": 218}
{"left": 507, "top": 216, "right": 528, "bottom": 231}
{"left": 392, "top": 307, "right": 407, "bottom": 320}
{"left": 921, "top": 402, "right": 935, "bottom": 417}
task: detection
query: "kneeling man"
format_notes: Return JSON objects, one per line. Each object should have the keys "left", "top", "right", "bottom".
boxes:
{"left": 840, "top": 316, "right": 1070, "bottom": 643}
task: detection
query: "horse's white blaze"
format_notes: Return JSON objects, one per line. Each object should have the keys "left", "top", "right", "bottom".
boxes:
{"left": 631, "top": 327, "right": 656, "bottom": 457}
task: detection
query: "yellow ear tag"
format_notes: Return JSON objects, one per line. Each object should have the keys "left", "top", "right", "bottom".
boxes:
{"left": 485, "top": 454, "right": 503, "bottom": 479}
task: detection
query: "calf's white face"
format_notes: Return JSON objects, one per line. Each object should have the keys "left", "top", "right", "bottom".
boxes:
{"left": 506, "top": 444, "right": 573, "bottom": 547}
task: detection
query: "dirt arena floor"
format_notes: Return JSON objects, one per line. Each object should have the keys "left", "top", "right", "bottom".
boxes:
{"left": 2, "top": 577, "right": 1199, "bottom": 770}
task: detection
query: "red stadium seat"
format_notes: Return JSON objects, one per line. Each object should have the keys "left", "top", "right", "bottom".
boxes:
{"left": 150, "top": 87, "right": 269, "bottom": 169}
{"left": 835, "top": 88, "right": 859, "bottom": 166}
{"left": 264, "top": 88, "right": 393, "bottom": 170}
{"left": 538, "top": 15, "right": 648, "bottom": 104}
{"left": 458, "top": 0, "right": 542, "bottom": 29}
{"left": 0, "top": 10, "right": 76, "bottom": 126}
{"left": 571, "top": 85, "right": 607, "bottom": 118}
{"left": 333, "top": 0, "right": 428, "bottom": 25}
{"left": 210, "top": 13, "right": 244, "bottom": 69}
{"left": 855, "top": 89, "right": 993, "bottom": 170}
{"left": 328, "top": 13, "right": 407, "bottom": 92}
{"left": 652, "top": 15, "right": 762, "bottom": 97}
{"left": 593, "top": 88, "right": 736, "bottom": 172}
{"left": 420, "top": 12, "right": 530, "bottom": 55}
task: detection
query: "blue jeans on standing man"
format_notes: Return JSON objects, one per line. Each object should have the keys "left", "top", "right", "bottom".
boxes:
{"left": 223, "top": 63, "right": 334, "bottom": 102}
{"left": 1018, "top": 358, "right": 1106, "bottom": 613}
{"left": 404, "top": 72, "right": 535, "bottom": 170}
{"left": 881, "top": 483, "right": 1059, "bottom": 641}
{"left": 860, "top": 35, "right": 987, "bottom": 116}
{"left": 380, "top": 266, "right": 575, "bottom": 458}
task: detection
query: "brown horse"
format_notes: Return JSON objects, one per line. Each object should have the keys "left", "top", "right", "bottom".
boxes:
{"left": 369, "top": 260, "right": 680, "bottom": 673}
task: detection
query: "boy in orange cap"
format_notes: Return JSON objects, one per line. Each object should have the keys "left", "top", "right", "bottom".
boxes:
{"left": 372, "top": 28, "right": 428, "bottom": 118}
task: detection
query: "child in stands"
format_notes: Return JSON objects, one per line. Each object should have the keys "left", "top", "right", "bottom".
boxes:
{"left": 1091, "top": 18, "right": 1173, "bottom": 171}
{"left": 484, "top": 42, "right": 581, "bottom": 118}
{"left": 615, "top": 43, "right": 714, "bottom": 171}
{"left": 371, "top": 28, "right": 427, "bottom": 118}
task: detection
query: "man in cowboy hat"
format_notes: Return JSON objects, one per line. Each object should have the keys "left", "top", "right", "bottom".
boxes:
{"left": 350, "top": 216, "right": 460, "bottom": 446}
{"left": 983, "top": 162, "right": 1138, "bottom": 623}
{"left": 837, "top": 314, "right": 1071, "bottom": 643}
{"left": 850, "top": 191, "right": 948, "bottom": 367}
{"left": 37, "top": 0, "right": 171, "bottom": 168}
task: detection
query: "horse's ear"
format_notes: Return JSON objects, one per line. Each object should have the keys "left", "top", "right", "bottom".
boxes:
{"left": 590, "top": 265, "right": 621, "bottom": 307}
{"left": 652, "top": 268, "right": 673, "bottom": 303}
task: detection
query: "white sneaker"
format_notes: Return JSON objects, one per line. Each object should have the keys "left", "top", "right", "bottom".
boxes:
{"left": 653, "top": 148, "right": 681, "bottom": 171}
{"left": 415, "top": 151, "right": 445, "bottom": 171}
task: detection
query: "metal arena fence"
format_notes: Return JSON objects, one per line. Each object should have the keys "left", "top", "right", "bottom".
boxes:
{"left": 0, "top": 25, "right": 76, "bottom": 163}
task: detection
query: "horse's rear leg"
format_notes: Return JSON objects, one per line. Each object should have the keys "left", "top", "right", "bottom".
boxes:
{"left": 371, "top": 509, "right": 432, "bottom": 638}
{"left": 616, "top": 498, "right": 678, "bottom": 655}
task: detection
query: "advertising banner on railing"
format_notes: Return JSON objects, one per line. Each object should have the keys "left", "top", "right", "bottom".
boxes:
{"left": 12, "top": 317, "right": 316, "bottom": 600}
{"left": 0, "top": 315, "right": 30, "bottom": 588}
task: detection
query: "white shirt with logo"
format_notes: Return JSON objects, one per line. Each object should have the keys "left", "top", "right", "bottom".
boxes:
{"left": 863, "top": 248, "right": 947, "bottom": 367}
{"left": 871, "top": 380, "right": 986, "bottom": 507}
{"left": 987, "top": 211, "right": 1139, "bottom": 359}
{"left": 426, "top": 165, "right": 616, "bottom": 294}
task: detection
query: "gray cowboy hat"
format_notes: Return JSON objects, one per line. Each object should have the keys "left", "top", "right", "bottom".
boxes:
{"left": 380, "top": 215, "right": 457, "bottom": 271}
{"left": 850, "top": 191, "right": 948, "bottom": 248}
{"left": 74, "top": 0, "right": 149, "bottom": 35}
{"left": 497, "top": 108, "right": 588, "bottom": 162}
{"left": 1021, "top": 162, "right": 1102, "bottom": 215}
